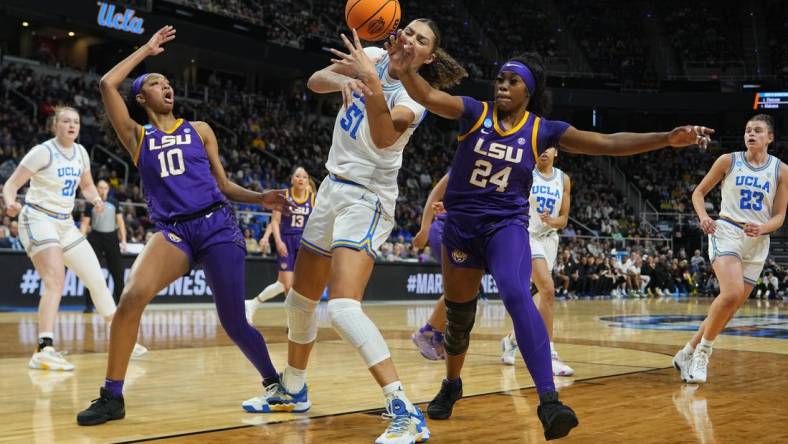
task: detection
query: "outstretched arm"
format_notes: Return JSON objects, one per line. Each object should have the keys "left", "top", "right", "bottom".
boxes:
{"left": 692, "top": 154, "right": 731, "bottom": 235}
{"left": 412, "top": 173, "right": 449, "bottom": 248}
{"left": 195, "top": 121, "right": 287, "bottom": 211}
{"left": 385, "top": 31, "right": 464, "bottom": 120}
{"left": 99, "top": 26, "right": 176, "bottom": 157}
{"left": 559, "top": 125, "right": 714, "bottom": 156}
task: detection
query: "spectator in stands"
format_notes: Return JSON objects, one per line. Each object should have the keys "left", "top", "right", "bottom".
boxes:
{"left": 690, "top": 249, "right": 706, "bottom": 273}
{"left": 4, "top": 221, "right": 23, "bottom": 251}
{"left": 244, "top": 228, "right": 261, "bottom": 255}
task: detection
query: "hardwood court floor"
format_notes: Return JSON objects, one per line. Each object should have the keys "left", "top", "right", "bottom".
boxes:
{"left": 0, "top": 298, "right": 785, "bottom": 443}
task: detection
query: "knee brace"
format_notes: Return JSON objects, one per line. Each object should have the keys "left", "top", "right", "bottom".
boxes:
{"left": 444, "top": 297, "right": 478, "bottom": 356}
{"left": 327, "top": 298, "right": 390, "bottom": 367}
{"left": 285, "top": 289, "right": 319, "bottom": 344}
{"left": 63, "top": 240, "right": 116, "bottom": 318}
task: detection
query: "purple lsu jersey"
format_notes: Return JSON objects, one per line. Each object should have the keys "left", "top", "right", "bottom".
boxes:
{"left": 135, "top": 119, "right": 226, "bottom": 222}
{"left": 443, "top": 97, "right": 569, "bottom": 238}
{"left": 280, "top": 188, "right": 315, "bottom": 235}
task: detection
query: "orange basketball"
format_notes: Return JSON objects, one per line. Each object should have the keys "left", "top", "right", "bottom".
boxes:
{"left": 345, "top": 0, "right": 401, "bottom": 42}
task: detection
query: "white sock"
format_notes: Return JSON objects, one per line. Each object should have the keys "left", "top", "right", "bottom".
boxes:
{"left": 698, "top": 337, "right": 714, "bottom": 353}
{"left": 256, "top": 281, "right": 286, "bottom": 304}
{"left": 682, "top": 342, "right": 695, "bottom": 355}
{"left": 382, "top": 380, "right": 414, "bottom": 412}
{"left": 282, "top": 365, "right": 306, "bottom": 393}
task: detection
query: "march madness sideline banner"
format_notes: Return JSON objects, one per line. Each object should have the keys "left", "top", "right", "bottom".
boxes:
{"left": 0, "top": 252, "right": 500, "bottom": 308}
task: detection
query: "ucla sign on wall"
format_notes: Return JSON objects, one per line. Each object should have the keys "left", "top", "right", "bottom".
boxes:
{"left": 97, "top": 1, "right": 145, "bottom": 34}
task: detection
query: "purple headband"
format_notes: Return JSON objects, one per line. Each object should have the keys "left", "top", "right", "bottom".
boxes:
{"left": 131, "top": 73, "right": 151, "bottom": 96}
{"left": 499, "top": 61, "right": 536, "bottom": 95}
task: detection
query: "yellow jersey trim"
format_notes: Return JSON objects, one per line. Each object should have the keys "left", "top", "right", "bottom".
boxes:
{"left": 457, "top": 102, "right": 489, "bottom": 142}
{"left": 133, "top": 125, "right": 145, "bottom": 166}
{"left": 290, "top": 188, "right": 309, "bottom": 204}
{"left": 531, "top": 116, "right": 541, "bottom": 160}
{"left": 161, "top": 118, "right": 184, "bottom": 134}
{"left": 493, "top": 106, "right": 530, "bottom": 137}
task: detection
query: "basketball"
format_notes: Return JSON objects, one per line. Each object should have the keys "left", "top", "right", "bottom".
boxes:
{"left": 345, "top": 0, "right": 401, "bottom": 41}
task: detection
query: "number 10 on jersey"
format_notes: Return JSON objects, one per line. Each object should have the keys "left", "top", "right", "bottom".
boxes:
{"left": 158, "top": 148, "right": 186, "bottom": 178}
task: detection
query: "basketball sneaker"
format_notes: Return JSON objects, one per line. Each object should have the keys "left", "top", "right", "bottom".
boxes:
{"left": 28, "top": 346, "right": 74, "bottom": 371}
{"left": 551, "top": 350, "right": 575, "bottom": 376}
{"left": 672, "top": 347, "right": 692, "bottom": 382}
{"left": 411, "top": 329, "right": 445, "bottom": 361}
{"left": 245, "top": 299, "right": 258, "bottom": 324}
{"left": 537, "top": 391, "right": 579, "bottom": 440}
{"left": 427, "top": 378, "right": 462, "bottom": 420}
{"left": 76, "top": 387, "right": 125, "bottom": 426}
{"left": 686, "top": 348, "right": 711, "bottom": 384}
{"left": 376, "top": 398, "right": 430, "bottom": 444}
{"left": 242, "top": 380, "right": 311, "bottom": 413}
{"left": 131, "top": 343, "right": 148, "bottom": 359}
{"left": 501, "top": 334, "right": 517, "bottom": 365}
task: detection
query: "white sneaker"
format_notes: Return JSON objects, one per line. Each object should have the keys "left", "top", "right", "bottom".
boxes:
{"left": 551, "top": 351, "right": 575, "bottom": 376}
{"left": 28, "top": 346, "right": 74, "bottom": 371}
{"left": 686, "top": 348, "right": 711, "bottom": 384}
{"left": 375, "top": 398, "right": 430, "bottom": 444}
{"left": 242, "top": 380, "right": 311, "bottom": 413}
{"left": 500, "top": 334, "right": 517, "bottom": 365}
{"left": 131, "top": 343, "right": 148, "bottom": 359}
{"left": 672, "top": 347, "right": 692, "bottom": 382}
{"left": 245, "top": 299, "right": 258, "bottom": 324}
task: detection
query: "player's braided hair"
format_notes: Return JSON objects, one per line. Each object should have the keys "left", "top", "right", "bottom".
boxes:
{"left": 414, "top": 19, "right": 467, "bottom": 90}
{"left": 510, "top": 52, "right": 552, "bottom": 116}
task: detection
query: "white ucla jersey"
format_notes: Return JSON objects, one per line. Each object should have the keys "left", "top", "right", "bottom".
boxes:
{"left": 20, "top": 139, "right": 89, "bottom": 215}
{"left": 719, "top": 152, "right": 780, "bottom": 225}
{"left": 325, "top": 46, "right": 427, "bottom": 216}
{"left": 529, "top": 167, "right": 565, "bottom": 237}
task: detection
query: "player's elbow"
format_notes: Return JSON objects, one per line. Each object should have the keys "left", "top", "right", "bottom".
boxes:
{"left": 306, "top": 73, "right": 326, "bottom": 93}
{"left": 99, "top": 76, "right": 114, "bottom": 92}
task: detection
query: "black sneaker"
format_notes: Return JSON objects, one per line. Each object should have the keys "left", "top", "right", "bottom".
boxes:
{"left": 427, "top": 378, "right": 462, "bottom": 420}
{"left": 77, "top": 388, "right": 125, "bottom": 426}
{"left": 537, "top": 391, "right": 578, "bottom": 440}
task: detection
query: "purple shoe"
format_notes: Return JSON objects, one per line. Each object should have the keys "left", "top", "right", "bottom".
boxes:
{"left": 411, "top": 330, "right": 444, "bottom": 361}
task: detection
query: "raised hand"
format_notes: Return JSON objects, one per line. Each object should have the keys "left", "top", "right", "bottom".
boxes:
{"left": 146, "top": 26, "right": 176, "bottom": 56}
{"left": 668, "top": 125, "right": 715, "bottom": 150}
{"left": 329, "top": 28, "right": 378, "bottom": 83}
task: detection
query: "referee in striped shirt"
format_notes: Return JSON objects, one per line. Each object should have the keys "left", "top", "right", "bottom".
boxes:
{"left": 80, "top": 180, "right": 126, "bottom": 311}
